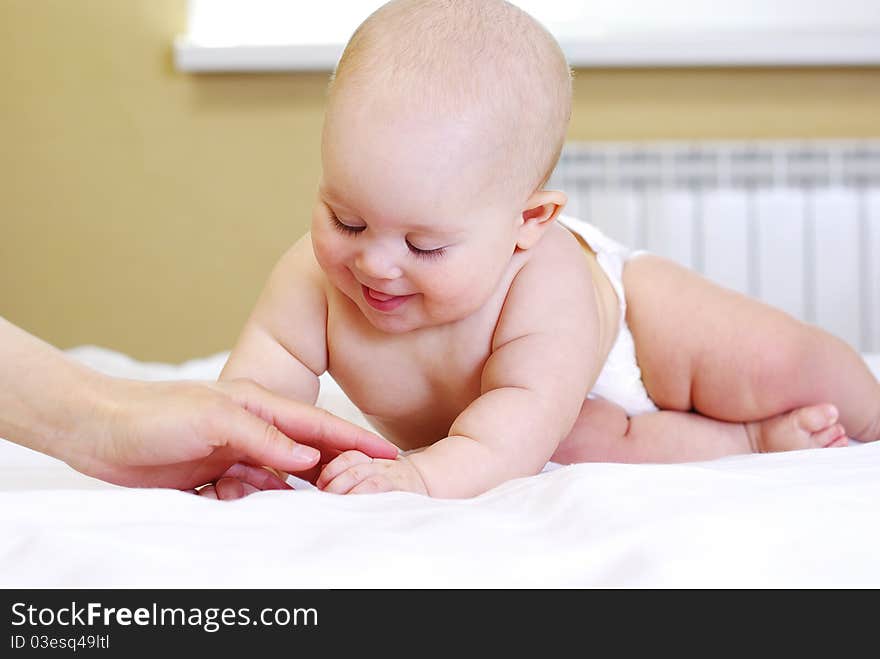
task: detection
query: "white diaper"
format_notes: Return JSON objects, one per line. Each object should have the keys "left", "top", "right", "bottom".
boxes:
{"left": 557, "top": 215, "right": 659, "bottom": 417}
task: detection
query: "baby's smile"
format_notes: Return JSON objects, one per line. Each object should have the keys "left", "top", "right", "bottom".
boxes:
{"left": 361, "top": 284, "right": 415, "bottom": 312}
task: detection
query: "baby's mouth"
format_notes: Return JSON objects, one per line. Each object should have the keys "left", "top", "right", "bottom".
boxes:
{"left": 361, "top": 285, "right": 414, "bottom": 311}
{"left": 366, "top": 288, "right": 395, "bottom": 302}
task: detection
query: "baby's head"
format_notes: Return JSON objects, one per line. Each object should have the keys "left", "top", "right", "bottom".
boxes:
{"left": 312, "top": 0, "right": 572, "bottom": 333}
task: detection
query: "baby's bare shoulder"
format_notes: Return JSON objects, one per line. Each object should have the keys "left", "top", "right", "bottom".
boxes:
{"left": 494, "top": 223, "right": 597, "bottom": 341}
{"left": 264, "top": 233, "right": 333, "bottom": 307}
{"left": 253, "top": 233, "right": 329, "bottom": 361}
{"left": 276, "top": 233, "right": 324, "bottom": 281}
{"left": 484, "top": 222, "right": 601, "bottom": 404}
{"left": 522, "top": 222, "right": 595, "bottom": 282}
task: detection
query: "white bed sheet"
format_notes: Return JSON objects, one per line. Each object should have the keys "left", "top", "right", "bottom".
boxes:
{"left": 1, "top": 346, "right": 878, "bottom": 588}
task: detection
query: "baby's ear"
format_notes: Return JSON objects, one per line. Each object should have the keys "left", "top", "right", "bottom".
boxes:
{"left": 517, "top": 190, "right": 567, "bottom": 250}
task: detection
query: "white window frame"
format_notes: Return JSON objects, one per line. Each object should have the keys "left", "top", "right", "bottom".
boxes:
{"left": 174, "top": 0, "right": 880, "bottom": 72}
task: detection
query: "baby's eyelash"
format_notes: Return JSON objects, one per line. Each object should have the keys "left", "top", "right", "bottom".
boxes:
{"left": 330, "top": 214, "right": 364, "bottom": 235}
{"left": 330, "top": 211, "right": 445, "bottom": 259}
{"left": 407, "top": 242, "right": 446, "bottom": 259}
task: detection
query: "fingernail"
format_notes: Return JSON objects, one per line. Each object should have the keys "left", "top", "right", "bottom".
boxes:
{"left": 292, "top": 445, "right": 320, "bottom": 463}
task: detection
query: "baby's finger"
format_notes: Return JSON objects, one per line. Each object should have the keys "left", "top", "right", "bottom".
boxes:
{"left": 321, "top": 462, "right": 380, "bottom": 495}
{"left": 315, "top": 450, "right": 372, "bottom": 489}
{"left": 317, "top": 447, "right": 343, "bottom": 466}
{"left": 349, "top": 476, "right": 393, "bottom": 495}
{"left": 277, "top": 448, "right": 339, "bottom": 485}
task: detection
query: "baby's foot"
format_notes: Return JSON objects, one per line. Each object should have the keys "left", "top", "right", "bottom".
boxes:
{"left": 746, "top": 404, "right": 848, "bottom": 453}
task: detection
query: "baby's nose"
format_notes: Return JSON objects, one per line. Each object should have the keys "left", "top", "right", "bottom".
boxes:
{"left": 354, "top": 245, "right": 403, "bottom": 280}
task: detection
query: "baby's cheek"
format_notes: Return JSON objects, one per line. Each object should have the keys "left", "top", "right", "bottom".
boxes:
{"left": 425, "top": 272, "right": 487, "bottom": 315}
{"left": 311, "top": 231, "right": 335, "bottom": 269}
{"left": 312, "top": 235, "right": 350, "bottom": 285}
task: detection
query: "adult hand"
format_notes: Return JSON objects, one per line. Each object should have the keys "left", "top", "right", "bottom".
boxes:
{"left": 0, "top": 317, "right": 396, "bottom": 493}
{"left": 62, "top": 377, "right": 398, "bottom": 491}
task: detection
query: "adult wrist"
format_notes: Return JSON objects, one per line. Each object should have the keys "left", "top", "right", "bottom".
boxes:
{"left": 43, "top": 360, "right": 118, "bottom": 466}
{"left": 0, "top": 317, "right": 120, "bottom": 466}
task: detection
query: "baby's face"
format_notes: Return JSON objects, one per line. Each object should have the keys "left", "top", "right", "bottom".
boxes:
{"left": 311, "top": 96, "right": 522, "bottom": 333}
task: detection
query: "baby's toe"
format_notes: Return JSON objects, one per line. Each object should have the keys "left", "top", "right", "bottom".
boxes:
{"left": 810, "top": 422, "right": 848, "bottom": 448}
{"left": 794, "top": 404, "right": 839, "bottom": 434}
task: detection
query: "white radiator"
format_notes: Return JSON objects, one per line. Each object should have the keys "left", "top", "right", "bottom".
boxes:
{"left": 549, "top": 140, "right": 880, "bottom": 352}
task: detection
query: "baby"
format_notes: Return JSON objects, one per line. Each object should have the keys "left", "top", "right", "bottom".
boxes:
{"left": 220, "top": 0, "right": 880, "bottom": 498}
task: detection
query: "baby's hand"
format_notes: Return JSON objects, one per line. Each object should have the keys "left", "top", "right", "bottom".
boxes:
{"left": 316, "top": 451, "right": 428, "bottom": 496}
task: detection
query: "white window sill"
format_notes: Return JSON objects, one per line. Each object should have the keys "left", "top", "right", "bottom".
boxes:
{"left": 174, "top": 29, "right": 880, "bottom": 72}
{"left": 173, "top": 37, "right": 344, "bottom": 72}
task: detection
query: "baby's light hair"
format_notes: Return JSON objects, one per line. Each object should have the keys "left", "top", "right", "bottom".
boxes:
{"left": 326, "top": 0, "right": 573, "bottom": 198}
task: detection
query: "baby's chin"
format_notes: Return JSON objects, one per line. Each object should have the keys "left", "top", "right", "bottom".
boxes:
{"left": 360, "top": 308, "right": 427, "bottom": 334}
{"left": 354, "top": 297, "right": 457, "bottom": 334}
{"left": 341, "top": 290, "right": 416, "bottom": 331}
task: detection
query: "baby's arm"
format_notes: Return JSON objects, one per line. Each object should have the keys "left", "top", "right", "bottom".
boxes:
{"left": 320, "top": 229, "right": 600, "bottom": 498}
{"left": 409, "top": 263, "right": 596, "bottom": 497}
{"left": 220, "top": 235, "right": 328, "bottom": 404}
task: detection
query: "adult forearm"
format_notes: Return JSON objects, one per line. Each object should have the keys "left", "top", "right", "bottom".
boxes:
{"left": 0, "top": 317, "right": 107, "bottom": 459}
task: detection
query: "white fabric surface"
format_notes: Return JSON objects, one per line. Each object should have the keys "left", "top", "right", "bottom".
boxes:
{"left": 1, "top": 346, "right": 878, "bottom": 587}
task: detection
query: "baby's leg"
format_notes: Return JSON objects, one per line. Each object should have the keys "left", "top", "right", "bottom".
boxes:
{"left": 622, "top": 255, "right": 880, "bottom": 442}
{"left": 551, "top": 397, "right": 848, "bottom": 465}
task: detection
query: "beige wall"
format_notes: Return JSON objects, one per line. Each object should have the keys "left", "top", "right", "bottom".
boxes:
{"left": 2, "top": 1, "right": 878, "bottom": 362}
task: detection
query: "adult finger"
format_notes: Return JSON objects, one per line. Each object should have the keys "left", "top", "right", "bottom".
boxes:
{"left": 221, "top": 406, "right": 323, "bottom": 473}
{"left": 215, "top": 477, "right": 245, "bottom": 500}
{"left": 225, "top": 380, "right": 398, "bottom": 460}
{"left": 221, "top": 462, "right": 293, "bottom": 491}
{"left": 197, "top": 484, "right": 218, "bottom": 499}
